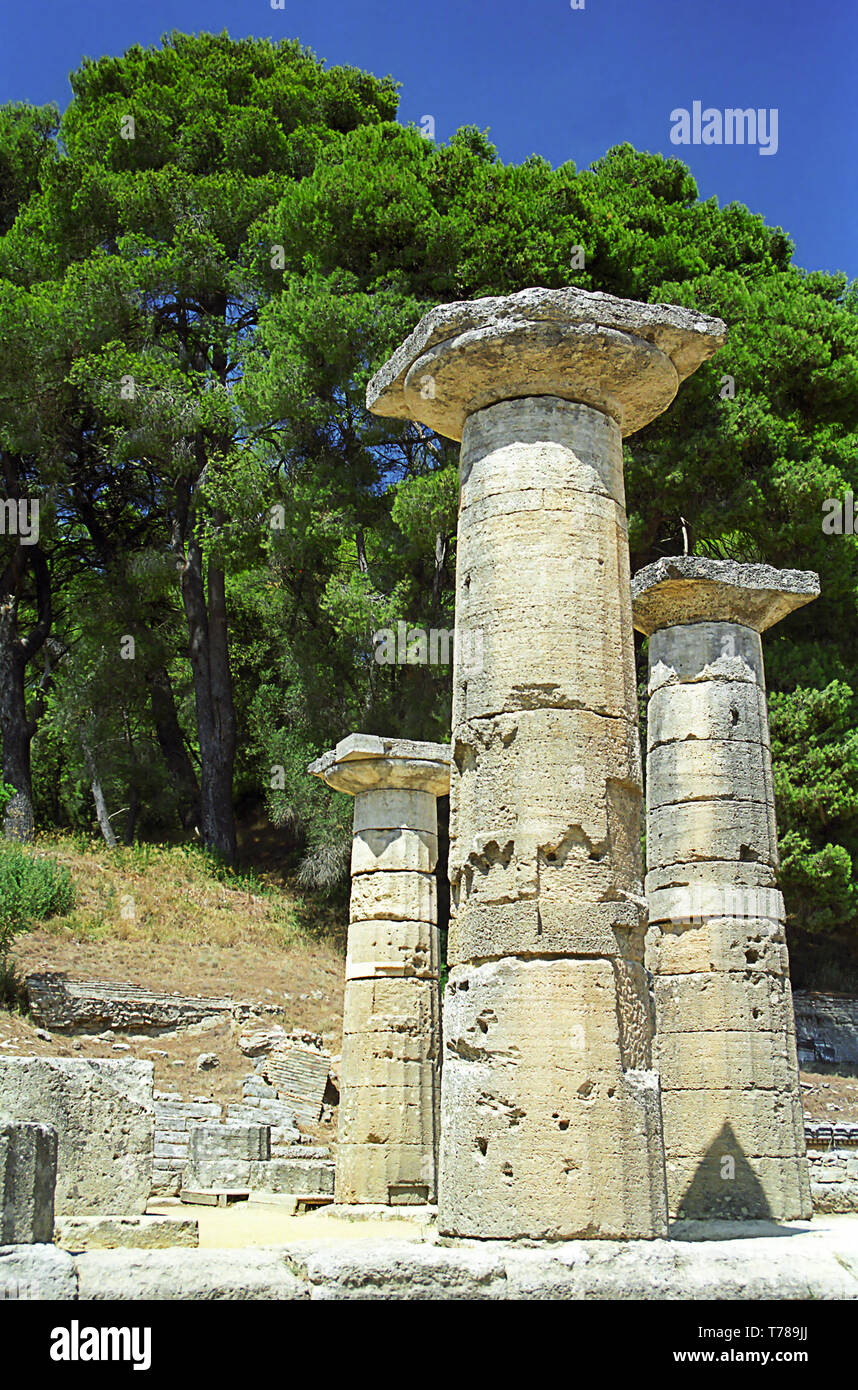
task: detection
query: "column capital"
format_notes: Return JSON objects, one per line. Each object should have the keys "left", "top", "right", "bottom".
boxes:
{"left": 367, "top": 286, "right": 726, "bottom": 441}
{"left": 632, "top": 556, "right": 819, "bottom": 636}
{"left": 309, "top": 734, "right": 451, "bottom": 797}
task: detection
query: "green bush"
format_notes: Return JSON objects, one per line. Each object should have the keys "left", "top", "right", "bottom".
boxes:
{"left": 0, "top": 840, "right": 75, "bottom": 954}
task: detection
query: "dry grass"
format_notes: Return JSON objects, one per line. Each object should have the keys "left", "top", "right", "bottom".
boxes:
{"left": 20, "top": 832, "right": 344, "bottom": 951}
{"left": 800, "top": 1071, "right": 858, "bottom": 1122}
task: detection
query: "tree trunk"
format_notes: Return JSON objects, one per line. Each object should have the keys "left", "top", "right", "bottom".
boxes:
{"left": 0, "top": 627, "right": 34, "bottom": 841}
{"left": 122, "top": 708, "right": 140, "bottom": 845}
{"left": 147, "top": 666, "right": 201, "bottom": 832}
{"left": 0, "top": 541, "right": 51, "bottom": 842}
{"left": 81, "top": 736, "right": 117, "bottom": 849}
{"left": 180, "top": 536, "right": 236, "bottom": 863}
{"left": 432, "top": 531, "right": 449, "bottom": 612}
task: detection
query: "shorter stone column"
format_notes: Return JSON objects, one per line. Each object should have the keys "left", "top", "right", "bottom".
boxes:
{"left": 632, "top": 557, "right": 818, "bottom": 1220}
{"left": 310, "top": 735, "right": 450, "bottom": 1204}
{"left": 0, "top": 1121, "right": 57, "bottom": 1243}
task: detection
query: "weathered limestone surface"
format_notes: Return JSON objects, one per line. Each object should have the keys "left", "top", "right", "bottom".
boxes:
{"left": 25, "top": 971, "right": 266, "bottom": 1035}
{"left": 74, "top": 1245, "right": 307, "bottom": 1301}
{"left": 57, "top": 1218, "right": 858, "bottom": 1301}
{"left": 310, "top": 735, "right": 450, "bottom": 1205}
{"left": 0, "top": 1243, "right": 78, "bottom": 1299}
{"left": 55, "top": 1214, "right": 199, "bottom": 1251}
{"left": 0, "top": 1058, "right": 154, "bottom": 1216}
{"left": 806, "top": 1141, "right": 858, "bottom": 1213}
{"left": 248, "top": 1157, "right": 335, "bottom": 1197}
{"left": 152, "top": 1094, "right": 224, "bottom": 1195}
{"left": 370, "top": 287, "right": 725, "bottom": 1239}
{"left": 633, "top": 556, "right": 819, "bottom": 1221}
{"left": 184, "top": 1122, "right": 271, "bottom": 1190}
{"left": 367, "top": 286, "right": 726, "bottom": 440}
{"left": 0, "top": 1121, "right": 57, "bottom": 1244}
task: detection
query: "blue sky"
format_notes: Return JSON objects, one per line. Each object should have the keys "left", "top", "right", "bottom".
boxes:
{"left": 1, "top": 0, "right": 855, "bottom": 277}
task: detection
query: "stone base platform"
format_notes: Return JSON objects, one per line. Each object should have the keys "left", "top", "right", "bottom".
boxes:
{"left": 4, "top": 1215, "right": 858, "bottom": 1299}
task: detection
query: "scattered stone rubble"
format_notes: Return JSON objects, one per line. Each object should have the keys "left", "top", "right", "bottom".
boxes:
{"left": 154, "top": 1073, "right": 333, "bottom": 1199}
{"left": 238, "top": 1025, "right": 287, "bottom": 1056}
{"left": 153, "top": 1093, "right": 223, "bottom": 1195}
{"left": 182, "top": 1120, "right": 333, "bottom": 1200}
{"left": 804, "top": 1119, "right": 858, "bottom": 1212}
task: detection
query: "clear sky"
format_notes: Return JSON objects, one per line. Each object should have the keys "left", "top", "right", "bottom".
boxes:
{"left": 1, "top": 0, "right": 855, "bottom": 277}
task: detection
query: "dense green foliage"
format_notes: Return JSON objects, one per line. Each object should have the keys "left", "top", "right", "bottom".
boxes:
{"left": 0, "top": 840, "right": 74, "bottom": 947}
{"left": 1, "top": 31, "right": 856, "bottom": 951}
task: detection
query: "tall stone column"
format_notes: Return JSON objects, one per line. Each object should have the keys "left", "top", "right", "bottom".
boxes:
{"left": 632, "top": 556, "right": 819, "bottom": 1220}
{"left": 309, "top": 734, "right": 450, "bottom": 1205}
{"left": 368, "top": 288, "right": 726, "bottom": 1238}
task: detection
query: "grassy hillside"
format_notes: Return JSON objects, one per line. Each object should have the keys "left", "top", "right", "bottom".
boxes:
{"left": 1, "top": 834, "right": 347, "bottom": 1111}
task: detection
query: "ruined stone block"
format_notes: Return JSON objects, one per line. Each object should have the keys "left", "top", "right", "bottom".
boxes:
{"left": 0, "top": 1122, "right": 57, "bottom": 1244}
{"left": 349, "top": 871, "right": 437, "bottom": 924}
{"left": 346, "top": 917, "right": 439, "bottom": 981}
{"left": 436, "top": 957, "right": 667, "bottom": 1239}
{"left": 0, "top": 1058, "right": 154, "bottom": 1216}
{"left": 187, "top": 1124, "right": 270, "bottom": 1164}
{"left": 646, "top": 917, "right": 788, "bottom": 977}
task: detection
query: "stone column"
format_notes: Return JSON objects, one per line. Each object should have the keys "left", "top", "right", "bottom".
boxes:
{"left": 632, "top": 556, "right": 819, "bottom": 1221}
{"left": 310, "top": 734, "right": 450, "bottom": 1205}
{"left": 368, "top": 288, "right": 725, "bottom": 1238}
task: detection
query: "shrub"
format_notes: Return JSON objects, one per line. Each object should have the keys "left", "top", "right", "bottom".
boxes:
{"left": 0, "top": 840, "right": 75, "bottom": 957}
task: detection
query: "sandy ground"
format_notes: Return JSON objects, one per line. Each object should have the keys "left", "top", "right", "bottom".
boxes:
{"left": 148, "top": 1197, "right": 433, "bottom": 1247}
{"left": 144, "top": 1198, "right": 858, "bottom": 1254}
{"left": 147, "top": 1196, "right": 858, "bottom": 1254}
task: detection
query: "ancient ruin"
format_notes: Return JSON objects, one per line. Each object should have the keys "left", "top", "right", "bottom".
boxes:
{"left": 4, "top": 289, "right": 854, "bottom": 1300}
{"left": 0, "top": 1058, "right": 155, "bottom": 1216}
{"left": 0, "top": 1120, "right": 57, "bottom": 1244}
{"left": 368, "top": 287, "right": 726, "bottom": 1238}
{"left": 632, "top": 556, "right": 818, "bottom": 1219}
{"left": 310, "top": 734, "right": 450, "bottom": 1204}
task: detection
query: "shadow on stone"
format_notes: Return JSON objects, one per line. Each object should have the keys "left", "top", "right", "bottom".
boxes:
{"left": 672, "top": 1121, "right": 774, "bottom": 1223}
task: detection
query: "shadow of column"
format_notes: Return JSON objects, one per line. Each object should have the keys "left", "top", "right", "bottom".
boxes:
{"left": 674, "top": 1121, "right": 773, "bottom": 1220}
